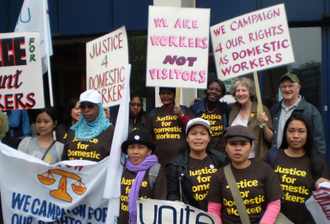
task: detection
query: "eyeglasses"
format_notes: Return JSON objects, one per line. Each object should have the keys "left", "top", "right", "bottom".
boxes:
{"left": 79, "top": 104, "right": 97, "bottom": 109}
{"left": 280, "top": 84, "right": 298, "bottom": 90}
{"left": 130, "top": 103, "right": 142, "bottom": 107}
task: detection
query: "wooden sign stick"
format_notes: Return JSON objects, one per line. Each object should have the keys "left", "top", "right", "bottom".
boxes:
{"left": 175, "top": 88, "right": 181, "bottom": 106}
{"left": 253, "top": 71, "right": 266, "bottom": 127}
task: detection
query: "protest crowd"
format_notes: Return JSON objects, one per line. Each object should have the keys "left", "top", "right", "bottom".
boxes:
{"left": 1, "top": 2, "right": 330, "bottom": 224}
{"left": 0, "top": 71, "right": 329, "bottom": 224}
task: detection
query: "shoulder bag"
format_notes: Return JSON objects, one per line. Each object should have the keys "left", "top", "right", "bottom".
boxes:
{"left": 223, "top": 164, "right": 293, "bottom": 224}
{"left": 41, "top": 140, "right": 56, "bottom": 161}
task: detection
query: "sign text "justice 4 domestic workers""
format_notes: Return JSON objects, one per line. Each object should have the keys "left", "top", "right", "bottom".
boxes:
{"left": 86, "top": 26, "right": 128, "bottom": 107}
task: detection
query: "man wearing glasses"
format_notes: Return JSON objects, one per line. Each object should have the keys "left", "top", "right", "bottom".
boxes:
{"left": 270, "top": 73, "right": 326, "bottom": 156}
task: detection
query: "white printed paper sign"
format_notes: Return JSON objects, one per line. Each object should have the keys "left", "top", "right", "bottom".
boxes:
{"left": 0, "top": 143, "right": 110, "bottom": 224}
{"left": 0, "top": 31, "right": 44, "bottom": 110}
{"left": 146, "top": 6, "right": 210, "bottom": 89}
{"left": 137, "top": 199, "right": 217, "bottom": 224}
{"left": 86, "top": 26, "right": 129, "bottom": 107}
{"left": 210, "top": 3, "right": 294, "bottom": 80}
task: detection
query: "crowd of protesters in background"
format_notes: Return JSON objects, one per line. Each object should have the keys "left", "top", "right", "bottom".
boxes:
{"left": 0, "top": 73, "right": 328, "bottom": 224}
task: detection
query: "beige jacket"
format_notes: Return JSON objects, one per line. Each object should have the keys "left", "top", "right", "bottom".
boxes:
{"left": 229, "top": 101, "right": 273, "bottom": 160}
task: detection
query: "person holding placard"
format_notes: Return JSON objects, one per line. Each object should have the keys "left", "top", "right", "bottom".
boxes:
{"left": 263, "top": 113, "right": 329, "bottom": 224}
{"left": 270, "top": 73, "right": 326, "bottom": 156}
{"left": 190, "top": 79, "right": 230, "bottom": 153}
{"left": 228, "top": 77, "right": 273, "bottom": 160}
{"left": 144, "top": 87, "right": 194, "bottom": 167}
{"left": 56, "top": 98, "right": 80, "bottom": 144}
{"left": 166, "top": 118, "right": 228, "bottom": 211}
{"left": 18, "top": 107, "right": 64, "bottom": 164}
{"left": 61, "top": 90, "right": 114, "bottom": 162}
{"left": 118, "top": 129, "right": 167, "bottom": 224}
{"left": 207, "top": 125, "right": 283, "bottom": 224}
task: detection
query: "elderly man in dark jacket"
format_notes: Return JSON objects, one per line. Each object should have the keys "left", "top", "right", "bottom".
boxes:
{"left": 270, "top": 73, "right": 326, "bottom": 156}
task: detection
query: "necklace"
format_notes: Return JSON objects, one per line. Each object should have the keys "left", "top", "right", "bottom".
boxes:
{"left": 206, "top": 102, "right": 219, "bottom": 114}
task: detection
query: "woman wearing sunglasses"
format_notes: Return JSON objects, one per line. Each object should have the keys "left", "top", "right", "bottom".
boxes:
{"left": 61, "top": 90, "right": 114, "bottom": 162}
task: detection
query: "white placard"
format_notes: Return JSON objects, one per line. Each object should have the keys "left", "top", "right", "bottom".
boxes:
{"left": 146, "top": 6, "right": 210, "bottom": 89}
{"left": 86, "top": 26, "right": 129, "bottom": 107}
{"left": 210, "top": 3, "right": 294, "bottom": 80}
{"left": 0, "top": 31, "right": 44, "bottom": 110}
{"left": 137, "top": 199, "right": 218, "bottom": 224}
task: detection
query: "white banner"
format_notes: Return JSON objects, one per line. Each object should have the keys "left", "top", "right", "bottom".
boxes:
{"left": 146, "top": 6, "right": 210, "bottom": 89}
{"left": 86, "top": 26, "right": 129, "bottom": 107}
{"left": 0, "top": 32, "right": 45, "bottom": 110}
{"left": 137, "top": 199, "right": 218, "bottom": 224}
{"left": 104, "top": 64, "right": 130, "bottom": 224}
{"left": 15, "top": 0, "right": 53, "bottom": 74}
{"left": 0, "top": 143, "right": 109, "bottom": 223}
{"left": 210, "top": 3, "right": 294, "bottom": 80}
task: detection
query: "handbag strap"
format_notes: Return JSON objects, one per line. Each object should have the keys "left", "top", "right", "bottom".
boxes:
{"left": 41, "top": 140, "right": 56, "bottom": 161}
{"left": 224, "top": 164, "right": 251, "bottom": 224}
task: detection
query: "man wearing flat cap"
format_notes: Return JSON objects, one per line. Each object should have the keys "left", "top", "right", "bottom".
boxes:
{"left": 270, "top": 73, "right": 326, "bottom": 156}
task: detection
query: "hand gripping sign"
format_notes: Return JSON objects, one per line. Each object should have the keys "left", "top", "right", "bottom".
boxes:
{"left": 210, "top": 3, "right": 294, "bottom": 80}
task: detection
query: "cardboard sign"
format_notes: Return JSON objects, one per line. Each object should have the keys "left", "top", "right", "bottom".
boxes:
{"left": 210, "top": 3, "right": 294, "bottom": 80}
{"left": 146, "top": 6, "right": 210, "bottom": 89}
{"left": 306, "top": 182, "right": 330, "bottom": 223}
{"left": 0, "top": 32, "right": 44, "bottom": 110}
{"left": 137, "top": 199, "right": 217, "bottom": 224}
{"left": 86, "top": 26, "right": 129, "bottom": 107}
{"left": 0, "top": 143, "right": 110, "bottom": 224}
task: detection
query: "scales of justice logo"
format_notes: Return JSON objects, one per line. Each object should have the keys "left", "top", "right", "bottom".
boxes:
{"left": 38, "top": 169, "right": 87, "bottom": 203}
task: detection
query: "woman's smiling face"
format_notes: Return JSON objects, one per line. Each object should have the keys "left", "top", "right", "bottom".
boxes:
{"left": 235, "top": 83, "right": 251, "bottom": 105}
{"left": 127, "top": 143, "right": 152, "bottom": 165}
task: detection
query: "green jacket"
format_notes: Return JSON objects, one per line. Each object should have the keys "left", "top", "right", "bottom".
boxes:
{"left": 229, "top": 101, "right": 273, "bottom": 160}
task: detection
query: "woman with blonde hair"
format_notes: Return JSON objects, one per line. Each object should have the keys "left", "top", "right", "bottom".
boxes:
{"left": 229, "top": 77, "right": 273, "bottom": 160}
